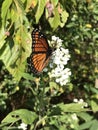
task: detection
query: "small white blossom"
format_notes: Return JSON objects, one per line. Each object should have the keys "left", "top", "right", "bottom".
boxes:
{"left": 48, "top": 36, "right": 71, "bottom": 86}
{"left": 70, "top": 124, "right": 75, "bottom": 128}
{"left": 18, "top": 122, "right": 27, "bottom": 130}
{"left": 52, "top": 35, "right": 57, "bottom": 41}
{"left": 71, "top": 113, "right": 78, "bottom": 121}
{"left": 79, "top": 99, "right": 84, "bottom": 103}
{"left": 73, "top": 98, "right": 78, "bottom": 103}
{"left": 51, "top": 35, "right": 62, "bottom": 48}
{"left": 73, "top": 98, "right": 88, "bottom": 108}
{"left": 43, "top": 68, "right": 48, "bottom": 72}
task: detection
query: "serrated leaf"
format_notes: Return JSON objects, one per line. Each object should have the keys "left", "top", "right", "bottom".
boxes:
{"left": 35, "top": 0, "right": 46, "bottom": 23}
{"left": 2, "top": 109, "right": 38, "bottom": 125}
{"left": 0, "top": 26, "right": 31, "bottom": 81}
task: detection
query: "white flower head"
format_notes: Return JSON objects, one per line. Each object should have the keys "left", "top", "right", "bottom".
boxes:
{"left": 48, "top": 36, "right": 71, "bottom": 86}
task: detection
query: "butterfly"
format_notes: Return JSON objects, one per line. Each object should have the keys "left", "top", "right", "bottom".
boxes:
{"left": 30, "top": 28, "right": 54, "bottom": 74}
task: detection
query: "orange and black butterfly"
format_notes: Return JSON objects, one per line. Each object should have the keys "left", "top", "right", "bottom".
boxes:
{"left": 30, "top": 28, "right": 54, "bottom": 74}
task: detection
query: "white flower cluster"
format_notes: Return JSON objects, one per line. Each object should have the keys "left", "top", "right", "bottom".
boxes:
{"left": 48, "top": 36, "right": 71, "bottom": 86}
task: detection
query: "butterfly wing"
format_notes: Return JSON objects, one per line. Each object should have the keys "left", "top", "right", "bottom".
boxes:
{"left": 30, "top": 28, "right": 52, "bottom": 74}
{"left": 30, "top": 53, "right": 50, "bottom": 74}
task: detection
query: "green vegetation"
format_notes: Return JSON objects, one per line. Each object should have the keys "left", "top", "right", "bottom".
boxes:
{"left": 0, "top": 0, "right": 98, "bottom": 129}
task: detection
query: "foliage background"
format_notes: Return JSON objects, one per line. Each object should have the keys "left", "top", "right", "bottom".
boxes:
{"left": 0, "top": 0, "right": 98, "bottom": 130}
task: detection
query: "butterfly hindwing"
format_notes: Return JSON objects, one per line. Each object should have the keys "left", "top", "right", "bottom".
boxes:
{"left": 30, "top": 53, "right": 50, "bottom": 74}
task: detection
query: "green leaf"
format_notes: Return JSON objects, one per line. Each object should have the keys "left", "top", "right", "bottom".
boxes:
{"left": 50, "top": 103, "right": 88, "bottom": 117}
{"left": 90, "top": 120, "right": 98, "bottom": 130}
{"left": 1, "top": 0, "right": 12, "bottom": 23}
{"left": 57, "top": 103, "right": 88, "bottom": 112}
{"left": 0, "top": 122, "right": 10, "bottom": 129}
{"left": 0, "top": 26, "right": 31, "bottom": 81}
{"left": 78, "top": 120, "right": 93, "bottom": 130}
{"left": 22, "top": 72, "right": 34, "bottom": 80}
{"left": 60, "top": 10, "right": 69, "bottom": 27}
{"left": 49, "top": 81, "right": 58, "bottom": 88}
{"left": 78, "top": 119, "right": 98, "bottom": 130}
{"left": 77, "top": 112, "right": 93, "bottom": 122}
{"left": 0, "top": 27, "right": 6, "bottom": 49}
{"left": 0, "top": 42, "right": 19, "bottom": 68}
{"left": 2, "top": 109, "right": 38, "bottom": 125}
{"left": 91, "top": 100, "right": 98, "bottom": 112}
{"left": 51, "top": 0, "right": 58, "bottom": 6}
{"left": 21, "top": 0, "right": 26, "bottom": 3}
{"left": 13, "top": 0, "right": 25, "bottom": 23}
{"left": 0, "top": 92, "right": 8, "bottom": 100}
{"left": 49, "top": 7, "right": 60, "bottom": 29}
{"left": 10, "top": 8, "right": 19, "bottom": 23}
{"left": 14, "top": 0, "right": 24, "bottom": 13}
{"left": 35, "top": 0, "right": 46, "bottom": 23}
{"left": 25, "top": 0, "right": 38, "bottom": 12}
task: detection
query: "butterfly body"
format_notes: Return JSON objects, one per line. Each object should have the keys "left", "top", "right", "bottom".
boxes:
{"left": 30, "top": 28, "right": 53, "bottom": 74}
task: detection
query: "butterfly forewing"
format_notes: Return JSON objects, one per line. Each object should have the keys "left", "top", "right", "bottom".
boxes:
{"left": 32, "top": 29, "right": 49, "bottom": 52}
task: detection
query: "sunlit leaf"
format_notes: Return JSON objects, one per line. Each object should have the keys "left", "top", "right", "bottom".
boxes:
{"left": 60, "top": 10, "right": 69, "bottom": 27}
{"left": 10, "top": 8, "right": 19, "bottom": 22}
{"left": 48, "top": 7, "right": 60, "bottom": 29}
{"left": 77, "top": 112, "right": 93, "bottom": 122}
{"left": 35, "top": 0, "right": 47, "bottom": 23}
{"left": 0, "top": 27, "right": 6, "bottom": 49}
{"left": 13, "top": 0, "right": 24, "bottom": 23}
{"left": 21, "top": 0, "right": 26, "bottom": 3}
{"left": 57, "top": 103, "right": 88, "bottom": 112}
{"left": 49, "top": 82, "right": 58, "bottom": 88}
{"left": 91, "top": 100, "right": 98, "bottom": 112}
{"left": 0, "top": 25, "right": 31, "bottom": 81}
{"left": 26, "top": 0, "right": 38, "bottom": 11}
{"left": 1, "top": 0, "right": 12, "bottom": 23}
{"left": 51, "top": 0, "right": 58, "bottom": 6}
{"left": 2, "top": 109, "right": 38, "bottom": 124}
